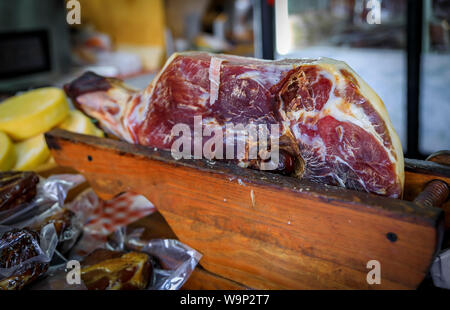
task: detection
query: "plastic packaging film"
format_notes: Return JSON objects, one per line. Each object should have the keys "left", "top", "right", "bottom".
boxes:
{"left": 0, "top": 174, "right": 202, "bottom": 290}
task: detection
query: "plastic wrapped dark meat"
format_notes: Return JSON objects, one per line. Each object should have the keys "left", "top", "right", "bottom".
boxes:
{"left": 0, "top": 172, "right": 39, "bottom": 212}
{"left": 65, "top": 52, "right": 404, "bottom": 198}
{"left": 31, "top": 208, "right": 81, "bottom": 254}
{"left": 81, "top": 249, "right": 152, "bottom": 290}
{"left": 0, "top": 228, "right": 48, "bottom": 290}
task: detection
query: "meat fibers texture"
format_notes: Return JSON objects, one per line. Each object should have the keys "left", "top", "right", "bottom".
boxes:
{"left": 64, "top": 52, "right": 404, "bottom": 198}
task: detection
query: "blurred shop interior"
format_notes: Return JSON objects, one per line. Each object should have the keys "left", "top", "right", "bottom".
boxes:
{"left": 0, "top": 0, "right": 449, "bottom": 158}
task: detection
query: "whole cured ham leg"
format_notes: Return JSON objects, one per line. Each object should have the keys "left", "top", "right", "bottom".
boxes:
{"left": 64, "top": 52, "right": 404, "bottom": 198}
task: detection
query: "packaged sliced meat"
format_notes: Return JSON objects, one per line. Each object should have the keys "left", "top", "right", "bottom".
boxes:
{"left": 0, "top": 174, "right": 85, "bottom": 226}
{"left": 29, "top": 207, "right": 82, "bottom": 254}
{"left": 0, "top": 226, "right": 57, "bottom": 290}
{"left": 0, "top": 171, "right": 39, "bottom": 212}
{"left": 65, "top": 52, "right": 404, "bottom": 198}
{"left": 80, "top": 249, "right": 152, "bottom": 290}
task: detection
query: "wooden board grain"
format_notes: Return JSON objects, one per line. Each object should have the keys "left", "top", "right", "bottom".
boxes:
{"left": 45, "top": 129, "right": 444, "bottom": 290}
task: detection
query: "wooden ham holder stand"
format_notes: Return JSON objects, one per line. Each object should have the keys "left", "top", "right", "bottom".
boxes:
{"left": 45, "top": 129, "right": 450, "bottom": 290}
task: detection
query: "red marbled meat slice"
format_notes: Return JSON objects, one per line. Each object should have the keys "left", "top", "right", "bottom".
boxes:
{"left": 64, "top": 52, "right": 404, "bottom": 198}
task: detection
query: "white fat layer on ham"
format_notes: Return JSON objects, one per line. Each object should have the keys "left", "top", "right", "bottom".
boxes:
{"left": 291, "top": 125, "right": 327, "bottom": 163}
{"left": 282, "top": 66, "right": 397, "bottom": 165}
{"left": 318, "top": 67, "right": 397, "bottom": 164}
{"left": 319, "top": 60, "right": 404, "bottom": 190}
{"left": 209, "top": 57, "right": 224, "bottom": 106}
{"left": 236, "top": 70, "right": 282, "bottom": 90}
{"left": 275, "top": 62, "right": 400, "bottom": 194}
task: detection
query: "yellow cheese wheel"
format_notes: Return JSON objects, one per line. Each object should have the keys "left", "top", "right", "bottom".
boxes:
{"left": 13, "top": 134, "right": 50, "bottom": 171}
{"left": 58, "top": 110, "right": 104, "bottom": 137}
{"left": 0, "top": 87, "right": 69, "bottom": 140}
{"left": 0, "top": 131, "right": 15, "bottom": 171}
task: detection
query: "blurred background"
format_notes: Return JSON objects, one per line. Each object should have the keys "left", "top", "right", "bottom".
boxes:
{"left": 0, "top": 0, "right": 449, "bottom": 159}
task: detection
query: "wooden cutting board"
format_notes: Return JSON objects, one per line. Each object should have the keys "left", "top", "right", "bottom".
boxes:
{"left": 45, "top": 129, "right": 447, "bottom": 289}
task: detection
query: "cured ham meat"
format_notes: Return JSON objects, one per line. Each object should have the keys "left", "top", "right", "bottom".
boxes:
{"left": 64, "top": 52, "right": 404, "bottom": 198}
